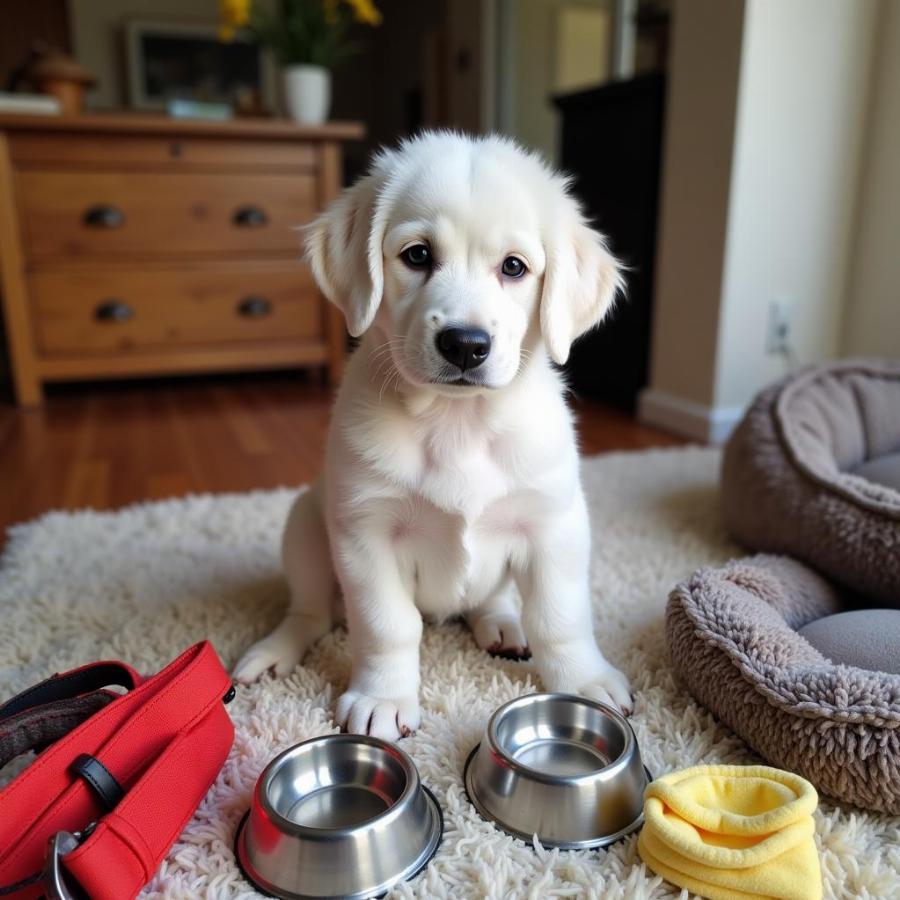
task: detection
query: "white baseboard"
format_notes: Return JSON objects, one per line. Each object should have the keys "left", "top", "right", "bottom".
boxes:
{"left": 638, "top": 388, "right": 745, "bottom": 445}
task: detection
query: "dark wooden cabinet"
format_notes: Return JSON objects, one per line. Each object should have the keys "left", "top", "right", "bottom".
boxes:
{"left": 554, "top": 72, "right": 666, "bottom": 411}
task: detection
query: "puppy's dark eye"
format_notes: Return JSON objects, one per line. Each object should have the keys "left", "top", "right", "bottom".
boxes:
{"left": 401, "top": 244, "right": 431, "bottom": 268}
{"left": 501, "top": 255, "right": 527, "bottom": 278}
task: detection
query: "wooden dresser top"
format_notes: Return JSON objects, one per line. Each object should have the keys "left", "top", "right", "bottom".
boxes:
{"left": 0, "top": 113, "right": 365, "bottom": 142}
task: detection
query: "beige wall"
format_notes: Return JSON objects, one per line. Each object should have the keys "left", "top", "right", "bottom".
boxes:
{"left": 713, "top": 0, "right": 877, "bottom": 408}
{"left": 643, "top": 0, "right": 746, "bottom": 409}
{"left": 497, "top": 0, "right": 612, "bottom": 162}
{"left": 642, "top": 0, "right": 880, "bottom": 440}
{"left": 842, "top": 0, "right": 900, "bottom": 358}
{"left": 68, "top": 0, "right": 224, "bottom": 109}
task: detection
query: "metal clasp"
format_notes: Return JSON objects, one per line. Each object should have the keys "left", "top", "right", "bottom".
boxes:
{"left": 44, "top": 829, "right": 90, "bottom": 900}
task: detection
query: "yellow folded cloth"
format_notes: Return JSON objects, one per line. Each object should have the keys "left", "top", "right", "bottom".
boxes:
{"left": 637, "top": 765, "right": 822, "bottom": 900}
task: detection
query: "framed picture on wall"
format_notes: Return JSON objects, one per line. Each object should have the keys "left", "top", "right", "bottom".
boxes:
{"left": 124, "top": 20, "right": 274, "bottom": 111}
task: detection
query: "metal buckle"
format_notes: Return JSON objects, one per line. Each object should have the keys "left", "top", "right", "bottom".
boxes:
{"left": 44, "top": 829, "right": 90, "bottom": 900}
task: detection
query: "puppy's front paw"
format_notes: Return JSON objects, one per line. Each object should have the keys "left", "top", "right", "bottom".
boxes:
{"left": 578, "top": 665, "right": 633, "bottom": 716}
{"left": 233, "top": 632, "right": 305, "bottom": 684}
{"left": 335, "top": 690, "right": 421, "bottom": 741}
{"left": 471, "top": 613, "right": 531, "bottom": 660}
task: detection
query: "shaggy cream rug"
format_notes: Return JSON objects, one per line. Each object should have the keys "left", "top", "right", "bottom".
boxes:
{"left": 2, "top": 447, "right": 899, "bottom": 900}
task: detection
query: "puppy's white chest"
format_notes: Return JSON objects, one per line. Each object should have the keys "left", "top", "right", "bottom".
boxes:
{"left": 416, "top": 437, "right": 510, "bottom": 517}
{"left": 399, "top": 501, "right": 519, "bottom": 617}
{"left": 393, "top": 432, "right": 526, "bottom": 615}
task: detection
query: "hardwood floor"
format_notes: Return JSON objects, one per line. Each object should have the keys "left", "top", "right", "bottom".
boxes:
{"left": 0, "top": 372, "right": 683, "bottom": 544}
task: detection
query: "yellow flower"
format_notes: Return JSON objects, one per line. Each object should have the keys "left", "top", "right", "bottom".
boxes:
{"left": 220, "top": 0, "right": 251, "bottom": 40}
{"left": 344, "top": 0, "right": 382, "bottom": 26}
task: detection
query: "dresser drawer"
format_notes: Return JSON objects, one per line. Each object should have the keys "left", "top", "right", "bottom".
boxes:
{"left": 10, "top": 133, "right": 317, "bottom": 171}
{"left": 30, "top": 265, "right": 322, "bottom": 354}
{"left": 18, "top": 171, "right": 317, "bottom": 259}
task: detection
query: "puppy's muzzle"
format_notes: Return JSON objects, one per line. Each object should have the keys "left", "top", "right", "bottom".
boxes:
{"left": 436, "top": 327, "right": 491, "bottom": 372}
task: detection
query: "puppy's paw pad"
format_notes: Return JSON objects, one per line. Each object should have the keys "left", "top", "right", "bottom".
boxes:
{"left": 472, "top": 614, "right": 531, "bottom": 660}
{"left": 579, "top": 667, "right": 633, "bottom": 716}
{"left": 336, "top": 691, "right": 420, "bottom": 742}
{"left": 232, "top": 636, "right": 303, "bottom": 684}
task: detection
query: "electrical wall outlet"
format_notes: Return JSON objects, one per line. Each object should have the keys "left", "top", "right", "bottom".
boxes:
{"left": 766, "top": 300, "right": 792, "bottom": 355}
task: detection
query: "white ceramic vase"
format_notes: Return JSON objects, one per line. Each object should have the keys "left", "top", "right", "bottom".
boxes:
{"left": 282, "top": 64, "right": 331, "bottom": 125}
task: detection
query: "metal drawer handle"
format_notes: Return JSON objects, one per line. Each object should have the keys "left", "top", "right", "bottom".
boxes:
{"left": 233, "top": 205, "right": 268, "bottom": 227}
{"left": 94, "top": 300, "right": 134, "bottom": 322}
{"left": 83, "top": 205, "right": 125, "bottom": 228}
{"left": 238, "top": 296, "right": 272, "bottom": 318}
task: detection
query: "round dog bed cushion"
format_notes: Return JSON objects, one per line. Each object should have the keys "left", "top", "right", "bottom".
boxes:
{"left": 853, "top": 451, "right": 900, "bottom": 492}
{"left": 798, "top": 610, "right": 900, "bottom": 674}
{"left": 667, "top": 554, "right": 900, "bottom": 814}
{"left": 721, "top": 360, "right": 900, "bottom": 604}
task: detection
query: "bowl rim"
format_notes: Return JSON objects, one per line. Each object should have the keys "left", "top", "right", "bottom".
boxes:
{"left": 256, "top": 733, "right": 421, "bottom": 839}
{"left": 235, "top": 783, "right": 444, "bottom": 900}
{"left": 463, "top": 743, "right": 649, "bottom": 849}
{"left": 485, "top": 692, "right": 636, "bottom": 785}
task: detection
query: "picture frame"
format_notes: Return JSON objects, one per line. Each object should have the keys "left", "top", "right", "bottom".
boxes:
{"left": 124, "top": 20, "right": 275, "bottom": 112}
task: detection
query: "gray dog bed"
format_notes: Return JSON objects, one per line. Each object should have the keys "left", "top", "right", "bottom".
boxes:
{"left": 667, "top": 555, "right": 900, "bottom": 813}
{"left": 721, "top": 360, "right": 900, "bottom": 604}
{"left": 672, "top": 362, "right": 900, "bottom": 812}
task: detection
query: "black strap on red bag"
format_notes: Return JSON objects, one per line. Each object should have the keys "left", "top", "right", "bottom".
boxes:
{"left": 0, "top": 641, "right": 234, "bottom": 899}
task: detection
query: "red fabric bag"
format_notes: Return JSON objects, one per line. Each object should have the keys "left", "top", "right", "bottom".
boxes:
{"left": 0, "top": 641, "right": 234, "bottom": 899}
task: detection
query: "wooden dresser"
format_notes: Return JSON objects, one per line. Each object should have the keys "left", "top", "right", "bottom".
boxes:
{"left": 0, "top": 114, "right": 363, "bottom": 405}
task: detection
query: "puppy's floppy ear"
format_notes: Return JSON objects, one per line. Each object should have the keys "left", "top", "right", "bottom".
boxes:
{"left": 305, "top": 165, "right": 389, "bottom": 338}
{"left": 540, "top": 217, "right": 624, "bottom": 366}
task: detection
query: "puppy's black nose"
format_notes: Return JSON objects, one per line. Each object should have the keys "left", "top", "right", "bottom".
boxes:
{"left": 436, "top": 327, "right": 491, "bottom": 371}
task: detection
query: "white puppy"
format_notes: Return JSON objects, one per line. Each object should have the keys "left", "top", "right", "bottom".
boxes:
{"left": 234, "top": 132, "right": 632, "bottom": 740}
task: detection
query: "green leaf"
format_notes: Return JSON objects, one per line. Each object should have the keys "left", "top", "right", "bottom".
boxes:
{"left": 245, "top": 0, "right": 374, "bottom": 67}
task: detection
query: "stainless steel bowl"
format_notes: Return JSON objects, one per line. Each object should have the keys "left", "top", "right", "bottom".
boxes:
{"left": 464, "top": 693, "right": 648, "bottom": 849}
{"left": 236, "top": 734, "right": 442, "bottom": 899}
